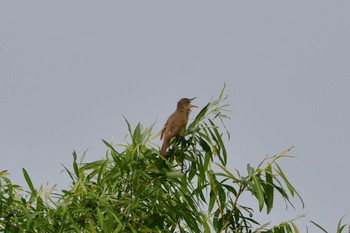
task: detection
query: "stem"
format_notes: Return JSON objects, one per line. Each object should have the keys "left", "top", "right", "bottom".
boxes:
{"left": 207, "top": 170, "right": 226, "bottom": 230}
{"left": 233, "top": 184, "right": 245, "bottom": 213}
{"left": 224, "top": 183, "right": 246, "bottom": 232}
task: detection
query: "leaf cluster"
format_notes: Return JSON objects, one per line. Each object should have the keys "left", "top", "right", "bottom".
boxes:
{"left": 0, "top": 86, "right": 348, "bottom": 232}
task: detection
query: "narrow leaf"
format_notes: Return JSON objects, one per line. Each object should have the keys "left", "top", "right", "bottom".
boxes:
{"left": 22, "top": 168, "right": 35, "bottom": 194}
{"left": 203, "top": 152, "right": 211, "bottom": 172}
{"left": 195, "top": 103, "right": 210, "bottom": 122}
{"left": 276, "top": 164, "right": 294, "bottom": 195}
{"left": 72, "top": 151, "right": 79, "bottom": 178}
{"left": 292, "top": 222, "right": 300, "bottom": 233}
{"left": 252, "top": 175, "right": 264, "bottom": 211}
{"left": 133, "top": 123, "right": 142, "bottom": 144}
{"left": 166, "top": 171, "right": 184, "bottom": 179}
{"left": 265, "top": 164, "right": 274, "bottom": 214}
{"left": 199, "top": 137, "right": 211, "bottom": 153}
{"left": 310, "top": 220, "right": 328, "bottom": 233}
{"left": 337, "top": 215, "right": 349, "bottom": 233}
{"left": 187, "top": 103, "right": 210, "bottom": 131}
{"left": 276, "top": 164, "right": 305, "bottom": 207}
{"left": 123, "top": 115, "right": 133, "bottom": 137}
{"left": 209, "top": 119, "right": 227, "bottom": 165}
{"left": 215, "top": 162, "right": 239, "bottom": 182}
{"left": 218, "top": 83, "right": 226, "bottom": 100}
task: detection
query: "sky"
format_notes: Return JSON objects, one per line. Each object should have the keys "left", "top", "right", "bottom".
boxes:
{"left": 1, "top": 1, "right": 350, "bottom": 231}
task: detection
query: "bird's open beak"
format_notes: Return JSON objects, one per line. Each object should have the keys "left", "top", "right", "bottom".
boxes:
{"left": 190, "top": 97, "right": 198, "bottom": 108}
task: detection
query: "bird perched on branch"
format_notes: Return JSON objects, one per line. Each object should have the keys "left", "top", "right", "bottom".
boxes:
{"left": 160, "top": 97, "right": 197, "bottom": 157}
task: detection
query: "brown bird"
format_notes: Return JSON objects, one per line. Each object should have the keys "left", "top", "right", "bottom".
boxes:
{"left": 160, "top": 97, "right": 197, "bottom": 157}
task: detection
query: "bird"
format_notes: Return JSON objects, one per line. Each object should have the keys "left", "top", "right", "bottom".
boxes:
{"left": 160, "top": 97, "right": 197, "bottom": 157}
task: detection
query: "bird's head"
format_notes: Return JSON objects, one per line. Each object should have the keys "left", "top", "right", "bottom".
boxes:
{"left": 177, "top": 97, "right": 197, "bottom": 111}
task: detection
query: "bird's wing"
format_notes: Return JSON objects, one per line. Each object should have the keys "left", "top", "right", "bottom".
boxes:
{"left": 166, "top": 117, "right": 187, "bottom": 138}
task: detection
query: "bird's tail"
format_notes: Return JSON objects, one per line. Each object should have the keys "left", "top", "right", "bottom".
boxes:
{"left": 160, "top": 139, "right": 169, "bottom": 157}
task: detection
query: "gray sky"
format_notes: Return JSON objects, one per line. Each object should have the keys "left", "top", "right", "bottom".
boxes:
{"left": 1, "top": 1, "right": 349, "bottom": 231}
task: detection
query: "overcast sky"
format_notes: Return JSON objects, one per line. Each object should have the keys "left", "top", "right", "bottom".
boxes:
{"left": 1, "top": 1, "right": 349, "bottom": 231}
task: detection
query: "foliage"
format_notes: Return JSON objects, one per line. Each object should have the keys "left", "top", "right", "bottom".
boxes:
{"left": 0, "top": 86, "right": 348, "bottom": 232}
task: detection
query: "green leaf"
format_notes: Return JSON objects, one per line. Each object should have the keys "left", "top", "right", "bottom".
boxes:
{"left": 72, "top": 151, "right": 79, "bottom": 178}
{"left": 252, "top": 175, "right": 264, "bottom": 211}
{"left": 276, "top": 163, "right": 294, "bottom": 196}
{"left": 218, "top": 83, "right": 226, "bottom": 100}
{"left": 247, "top": 164, "right": 255, "bottom": 176}
{"left": 61, "top": 163, "right": 75, "bottom": 181}
{"left": 310, "top": 220, "right": 328, "bottom": 233}
{"left": 222, "top": 184, "right": 237, "bottom": 196}
{"left": 22, "top": 168, "right": 36, "bottom": 196}
{"left": 265, "top": 164, "right": 274, "bottom": 214}
{"left": 123, "top": 116, "right": 133, "bottom": 137}
{"left": 133, "top": 123, "right": 142, "bottom": 144}
{"left": 166, "top": 171, "right": 184, "bottom": 179}
{"left": 276, "top": 163, "right": 305, "bottom": 208}
{"left": 208, "top": 176, "right": 216, "bottom": 212}
{"left": 201, "top": 214, "right": 211, "bottom": 232}
{"left": 97, "top": 160, "right": 108, "bottom": 185}
{"left": 0, "top": 170, "right": 8, "bottom": 176}
{"left": 216, "top": 180, "right": 226, "bottom": 209}
{"left": 209, "top": 119, "right": 227, "bottom": 165}
{"left": 255, "top": 221, "right": 271, "bottom": 231}
{"left": 203, "top": 152, "right": 211, "bottom": 172}
{"left": 195, "top": 103, "right": 210, "bottom": 122}
{"left": 36, "top": 196, "right": 43, "bottom": 211}
{"left": 213, "top": 208, "right": 221, "bottom": 230}
{"left": 199, "top": 137, "right": 211, "bottom": 153}
{"left": 187, "top": 102, "right": 210, "bottom": 132}
{"left": 214, "top": 162, "right": 239, "bottom": 183}
{"left": 286, "top": 223, "right": 293, "bottom": 233}
{"left": 336, "top": 215, "right": 349, "bottom": 233}
{"left": 102, "top": 139, "right": 117, "bottom": 152}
